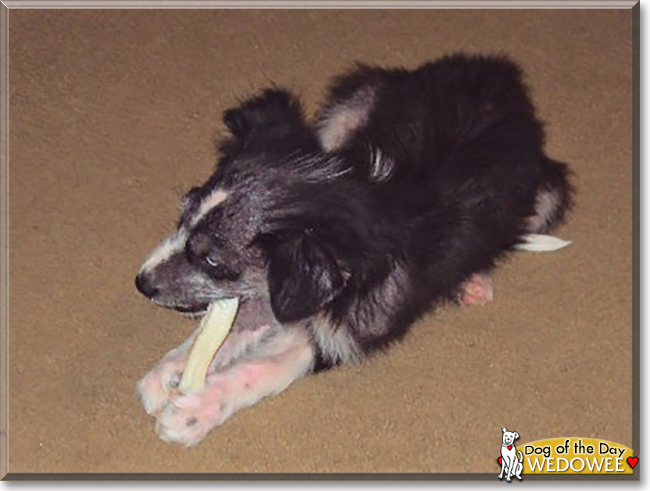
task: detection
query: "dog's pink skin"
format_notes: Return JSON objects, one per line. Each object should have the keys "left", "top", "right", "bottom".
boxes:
{"left": 138, "top": 325, "right": 273, "bottom": 418}
{"left": 460, "top": 273, "right": 494, "bottom": 306}
{"left": 155, "top": 331, "right": 314, "bottom": 446}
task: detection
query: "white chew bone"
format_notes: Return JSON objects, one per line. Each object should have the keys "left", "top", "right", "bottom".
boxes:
{"left": 178, "top": 297, "right": 239, "bottom": 394}
{"left": 515, "top": 233, "right": 573, "bottom": 252}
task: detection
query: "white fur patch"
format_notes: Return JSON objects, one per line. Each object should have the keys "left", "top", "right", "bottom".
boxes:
{"left": 292, "top": 153, "right": 353, "bottom": 182}
{"left": 318, "top": 87, "right": 376, "bottom": 152}
{"left": 140, "top": 228, "right": 189, "bottom": 274}
{"left": 209, "top": 325, "right": 274, "bottom": 371}
{"left": 191, "top": 189, "right": 229, "bottom": 226}
{"left": 309, "top": 315, "right": 362, "bottom": 365}
{"left": 369, "top": 147, "right": 395, "bottom": 182}
{"left": 527, "top": 188, "right": 561, "bottom": 232}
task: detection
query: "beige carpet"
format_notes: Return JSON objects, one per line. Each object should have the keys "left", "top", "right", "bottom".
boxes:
{"left": 8, "top": 8, "right": 634, "bottom": 476}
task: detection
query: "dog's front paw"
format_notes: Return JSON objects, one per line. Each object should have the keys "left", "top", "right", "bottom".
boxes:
{"left": 154, "top": 386, "right": 225, "bottom": 446}
{"left": 137, "top": 357, "right": 186, "bottom": 416}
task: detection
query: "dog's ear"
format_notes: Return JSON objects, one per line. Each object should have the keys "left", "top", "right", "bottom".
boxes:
{"left": 513, "top": 432, "right": 519, "bottom": 440}
{"left": 502, "top": 427, "right": 507, "bottom": 433}
{"left": 223, "top": 88, "right": 306, "bottom": 141}
{"left": 261, "top": 230, "right": 346, "bottom": 324}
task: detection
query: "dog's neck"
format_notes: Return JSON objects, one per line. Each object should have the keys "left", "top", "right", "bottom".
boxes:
{"left": 502, "top": 443, "right": 515, "bottom": 447}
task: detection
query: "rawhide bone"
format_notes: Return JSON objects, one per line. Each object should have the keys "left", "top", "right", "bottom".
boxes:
{"left": 178, "top": 297, "right": 239, "bottom": 394}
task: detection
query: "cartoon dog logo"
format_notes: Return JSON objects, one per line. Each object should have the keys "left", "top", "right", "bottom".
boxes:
{"left": 498, "top": 427, "right": 524, "bottom": 481}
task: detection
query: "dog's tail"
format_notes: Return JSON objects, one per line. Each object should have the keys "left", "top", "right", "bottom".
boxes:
{"left": 517, "top": 450, "right": 523, "bottom": 463}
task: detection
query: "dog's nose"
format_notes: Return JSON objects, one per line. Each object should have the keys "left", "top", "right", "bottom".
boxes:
{"left": 135, "top": 273, "right": 159, "bottom": 298}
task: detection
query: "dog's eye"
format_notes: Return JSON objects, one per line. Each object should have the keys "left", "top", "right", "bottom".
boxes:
{"left": 202, "top": 255, "right": 241, "bottom": 281}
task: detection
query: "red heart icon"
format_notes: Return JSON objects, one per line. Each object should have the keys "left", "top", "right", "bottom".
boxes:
{"left": 627, "top": 457, "right": 638, "bottom": 469}
{"left": 497, "top": 457, "right": 502, "bottom": 465}
{"left": 508, "top": 445, "right": 513, "bottom": 450}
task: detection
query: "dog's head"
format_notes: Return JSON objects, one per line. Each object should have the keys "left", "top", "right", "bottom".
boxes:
{"left": 502, "top": 427, "right": 520, "bottom": 445}
{"left": 135, "top": 88, "right": 385, "bottom": 324}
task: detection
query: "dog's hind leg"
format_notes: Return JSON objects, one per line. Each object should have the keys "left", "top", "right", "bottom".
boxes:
{"left": 514, "top": 451, "right": 524, "bottom": 480}
{"left": 459, "top": 273, "right": 494, "bottom": 306}
{"left": 515, "top": 462, "right": 523, "bottom": 480}
{"left": 154, "top": 327, "right": 315, "bottom": 446}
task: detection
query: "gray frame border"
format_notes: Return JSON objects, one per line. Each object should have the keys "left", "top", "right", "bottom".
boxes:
{"left": 631, "top": 0, "right": 640, "bottom": 478}
{"left": 0, "top": 0, "right": 640, "bottom": 482}
{"left": 1, "top": 0, "right": 8, "bottom": 482}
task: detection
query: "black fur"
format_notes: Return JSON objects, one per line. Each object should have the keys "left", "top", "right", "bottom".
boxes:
{"left": 137, "top": 53, "right": 574, "bottom": 368}
{"left": 260, "top": 54, "right": 573, "bottom": 356}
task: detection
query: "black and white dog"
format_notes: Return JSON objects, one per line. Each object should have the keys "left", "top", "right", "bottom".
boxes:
{"left": 135, "top": 53, "right": 573, "bottom": 446}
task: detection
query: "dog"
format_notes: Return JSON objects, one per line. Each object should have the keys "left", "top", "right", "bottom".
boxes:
{"left": 135, "top": 53, "right": 573, "bottom": 446}
{"left": 499, "top": 427, "right": 524, "bottom": 481}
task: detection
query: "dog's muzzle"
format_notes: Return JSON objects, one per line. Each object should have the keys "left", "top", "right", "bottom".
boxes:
{"left": 135, "top": 272, "right": 210, "bottom": 314}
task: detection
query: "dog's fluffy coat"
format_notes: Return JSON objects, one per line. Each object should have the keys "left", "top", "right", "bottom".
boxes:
{"left": 136, "top": 53, "right": 573, "bottom": 445}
